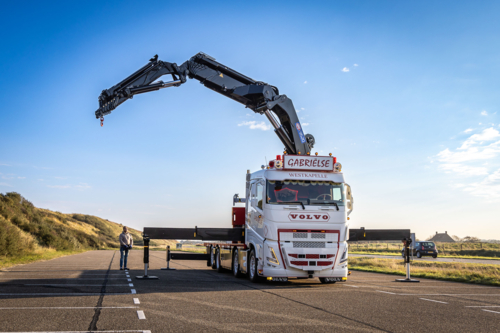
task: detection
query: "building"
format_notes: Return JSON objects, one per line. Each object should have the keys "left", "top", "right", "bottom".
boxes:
{"left": 428, "top": 231, "right": 455, "bottom": 243}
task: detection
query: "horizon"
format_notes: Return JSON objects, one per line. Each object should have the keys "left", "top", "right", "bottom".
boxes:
{"left": 1, "top": 1, "right": 499, "bottom": 239}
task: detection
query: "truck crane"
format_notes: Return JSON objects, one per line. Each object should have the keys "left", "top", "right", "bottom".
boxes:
{"left": 95, "top": 52, "right": 315, "bottom": 155}
{"left": 95, "top": 53, "right": 413, "bottom": 284}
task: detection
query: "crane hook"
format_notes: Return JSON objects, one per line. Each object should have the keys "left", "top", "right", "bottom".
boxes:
{"left": 100, "top": 116, "right": 104, "bottom": 127}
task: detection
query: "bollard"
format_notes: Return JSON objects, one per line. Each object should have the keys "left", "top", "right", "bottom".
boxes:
{"left": 136, "top": 236, "right": 159, "bottom": 279}
{"left": 161, "top": 245, "right": 176, "bottom": 270}
{"left": 396, "top": 237, "right": 419, "bottom": 283}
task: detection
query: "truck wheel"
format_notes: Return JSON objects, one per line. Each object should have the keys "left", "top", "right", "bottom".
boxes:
{"left": 319, "top": 278, "right": 336, "bottom": 284}
{"left": 248, "top": 249, "right": 261, "bottom": 283}
{"left": 216, "top": 248, "right": 224, "bottom": 273}
{"left": 210, "top": 246, "right": 216, "bottom": 269}
{"left": 416, "top": 251, "right": 422, "bottom": 258}
{"left": 233, "top": 249, "right": 243, "bottom": 278}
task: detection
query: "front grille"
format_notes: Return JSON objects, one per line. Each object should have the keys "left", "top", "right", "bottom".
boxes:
{"left": 293, "top": 241, "right": 326, "bottom": 248}
{"left": 311, "top": 233, "right": 326, "bottom": 239}
{"left": 306, "top": 254, "right": 319, "bottom": 259}
{"left": 293, "top": 233, "right": 308, "bottom": 239}
{"left": 290, "top": 261, "right": 308, "bottom": 266}
{"left": 317, "top": 261, "right": 333, "bottom": 266}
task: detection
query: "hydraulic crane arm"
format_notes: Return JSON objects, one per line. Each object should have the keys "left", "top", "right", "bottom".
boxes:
{"left": 95, "top": 52, "right": 315, "bottom": 155}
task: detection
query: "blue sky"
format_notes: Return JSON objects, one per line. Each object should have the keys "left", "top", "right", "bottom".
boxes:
{"left": 1, "top": 1, "right": 499, "bottom": 240}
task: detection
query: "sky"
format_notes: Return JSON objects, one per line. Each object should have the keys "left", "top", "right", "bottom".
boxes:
{"left": 1, "top": 0, "right": 499, "bottom": 240}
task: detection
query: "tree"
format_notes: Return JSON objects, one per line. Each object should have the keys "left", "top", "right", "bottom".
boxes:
{"left": 451, "top": 235, "right": 461, "bottom": 242}
{"left": 462, "top": 236, "right": 480, "bottom": 243}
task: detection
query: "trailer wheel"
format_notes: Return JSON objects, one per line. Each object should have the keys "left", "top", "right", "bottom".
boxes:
{"left": 210, "top": 246, "right": 216, "bottom": 269}
{"left": 248, "top": 249, "right": 261, "bottom": 283}
{"left": 233, "top": 249, "right": 243, "bottom": 278}
{"left": 319, "top": 278, "right": 336, "bottom": 284}
{"left": 216, "top": 248, "right": 224, "bottom": 273}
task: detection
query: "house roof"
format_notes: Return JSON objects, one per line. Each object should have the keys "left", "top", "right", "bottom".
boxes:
{"left": 429, "top": 232, "right": 455, "bottom": 242}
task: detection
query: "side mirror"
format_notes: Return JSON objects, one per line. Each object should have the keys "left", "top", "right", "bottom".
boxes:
{"left": 345, "top": 184, "right": 353, "bottom": 215}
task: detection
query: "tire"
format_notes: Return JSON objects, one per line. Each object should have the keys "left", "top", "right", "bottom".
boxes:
{"left": 210, "top": 246, "right": 216, "bottom": 269}
{"left": 248, "top": 249, "right": 261, "bottom": 283}
{"left": 416, "top": 251, "right": 422, "bottom": 259}
{"left": 319, "top": 278, "right": 337, "bottom": 284}
{"left": 216, "top": 248, "right": 224, "bottom": 273}
{"left": 233, "top": 249, "right": 243, "bottom": 278}
{"left": 432, "top": 255, "right": 437, "bottom": 259}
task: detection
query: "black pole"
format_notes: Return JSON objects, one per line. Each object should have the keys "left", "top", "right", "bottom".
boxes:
{"left": 396, "top": 237, "right": 419, "bottom": 283}
{"left": 136, "top": 236, "right": 159, "bottom": 279}
{"left": 161, "top": 245, "right": 176, "bottom": 270}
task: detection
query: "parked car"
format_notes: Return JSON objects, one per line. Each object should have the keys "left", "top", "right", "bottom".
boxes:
{"left": 401, "top": 241, "right": 438, "bottom": 258}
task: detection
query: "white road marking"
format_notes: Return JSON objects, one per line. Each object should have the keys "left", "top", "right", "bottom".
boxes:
{"left": 398, "top": 294, "right": 500, "bottom": 296}
{"left": 466, "top": 305, "right": 500, "bottom": 307}
{"left": 131, "top": 289, "right": 137, "bottom": 294}
{"left": 1, "top": 331, "right": 152, "bottom": 333}
{"left": 24, "top": 284, "right": 131, "bottom": 286}
{"left": 133, "top": 298, "right": 140, "bottom": 304}
{"left": 344, "top": 285, "right": 359, "bottom": 288}
{"left": 420, "top": 298, "right": 448, "bottom": 304}
{"left": 376, "top": 290, "right": 396, "bottom": 295}
{"left": 128, "top": 279, "right": 132, "bottom": 282}
{"left": 0, "top": 293, "right": 132, "bottom": 296}
{"left": 137, "top": 310, "right": 146, "bottom": 319}
{"left": 129, "top": 283, "right": 134, "bottom": 287}
{"left": 0, "top": 307, "right": 137, "bottom": 309}
{"left": 483, "top": 309, "right": 500, "bottom": 314}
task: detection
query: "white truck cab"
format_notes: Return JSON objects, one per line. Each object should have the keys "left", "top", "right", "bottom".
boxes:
{"left": 221, "top": 153, "right": 354, "bottom": 283}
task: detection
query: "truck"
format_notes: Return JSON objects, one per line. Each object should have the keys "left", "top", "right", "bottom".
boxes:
{"left": 95, "top": 52, "right": 409, "bottom": 284}
{"left": 207, "top": 153, "right": 353, "bottom": 283}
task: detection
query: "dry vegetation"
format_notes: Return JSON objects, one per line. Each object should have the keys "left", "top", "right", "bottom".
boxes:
{"left": 349, "top": 256, "right": 500, "bottom": 286}
{"left": 349, "top": 241, "right": 500, "bottom": 259}
{"left": 0, "top": 192, "right": 175, "bottom": 269}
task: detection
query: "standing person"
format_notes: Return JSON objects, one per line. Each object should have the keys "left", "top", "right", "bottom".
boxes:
{"left": 119, "top": 226, "right": 133, "bottom": 270}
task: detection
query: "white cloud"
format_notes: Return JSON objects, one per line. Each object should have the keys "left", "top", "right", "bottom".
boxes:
{"left": 0, "top": 182, "right": 13, "bottom": 187}
{"left": 436, "top": 127, "right": 500, "bottom": 199}
{"left": 464, "top": 128, "right": 473, "bottom": 133}
{"left": 0, "top": 163, "right": 10, "bottom": 166}
{"left": 75, "top": 183, "right": 91, "bottom": 190}
{"left": 17, "top": 176, "right": 26, "bottom": 179}
{"left": 303, "top": 81, "right": 308, "bottom": 84}
{"left": 47, "top": 185, "right": 71, "bottom": 189}
{"left": 458, "top": 127, "right": 500, "bottom": 150}
{"left": 481, "top": 110, "right": 488, "bottom": 116}
{"left": 353, "top": 64, "right": 358, "bottom": 67}
{"left": 237, "top": 121, "right": 271, "bottom": 131}
{"left": 462, "top": 168, "right": 500, "bottom": 199}
{"left": 341, "top": 67, "right": 350, "bottom": 72}
{"left": 302, "top": 123, "right": 310, "bottom": 127}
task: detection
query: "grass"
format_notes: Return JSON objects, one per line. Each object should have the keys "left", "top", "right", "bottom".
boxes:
{"left": 349, "top": 242, "right": 500, "bottom": 259}
{"left": 0, "top": 248, "right": 88, "bottom": 270}
{"left": 349, "top": 256, "right": 500, "bottom": 286}
{"left": 0, "top": 191, "right": 177, "bottom": 270}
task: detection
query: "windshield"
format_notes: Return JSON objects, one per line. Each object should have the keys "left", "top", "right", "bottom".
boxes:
{"left": 266, "top": 180, "right": 345, "bottom": 206}
{"left": 421, "top": 242, "right": 435, "bottom": 248}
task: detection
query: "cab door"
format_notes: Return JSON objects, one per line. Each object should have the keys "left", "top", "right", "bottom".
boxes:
{"left": 249, "top": 180, "right": 265, "bottom": 236}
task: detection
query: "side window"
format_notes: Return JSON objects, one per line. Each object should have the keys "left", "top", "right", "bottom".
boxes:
{"left": 256, "top": 183, "right": 263, "bottom": 210}
{"left": 332, "top": 187, "right": 342, "bottom": 200}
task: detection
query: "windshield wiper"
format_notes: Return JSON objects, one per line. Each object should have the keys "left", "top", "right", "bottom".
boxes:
{"left": 285, "top": 201, "right": 305, "bottom": 210}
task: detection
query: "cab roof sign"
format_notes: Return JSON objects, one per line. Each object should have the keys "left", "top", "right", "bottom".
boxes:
{"left": 283, "top": 155, "right": 334, "bottom": 172}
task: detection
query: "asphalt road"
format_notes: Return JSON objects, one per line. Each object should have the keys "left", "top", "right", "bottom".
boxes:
{"left": 0, "top": 250, "right": 499, "bottom": 332}
{"left": 350, "top": 254, "right": 500, "bottom": 265}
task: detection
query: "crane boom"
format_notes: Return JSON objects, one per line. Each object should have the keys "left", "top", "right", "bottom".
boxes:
{"left": 95, "top": 52, "right": 314, "bottom": 154}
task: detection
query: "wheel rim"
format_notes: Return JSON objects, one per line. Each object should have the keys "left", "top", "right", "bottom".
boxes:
{"left": 216, "top": 250, "right": 220, "bottom": 268}
{"left": 233, "top": 251, "right": 238, "bottom": 275}
{"left": 249, "top": 254, "right": 255, "bottom": 279}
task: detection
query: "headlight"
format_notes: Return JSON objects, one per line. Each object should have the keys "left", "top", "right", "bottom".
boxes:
{"left": 266, "top": 247, "right": 280, "bottom": 265}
